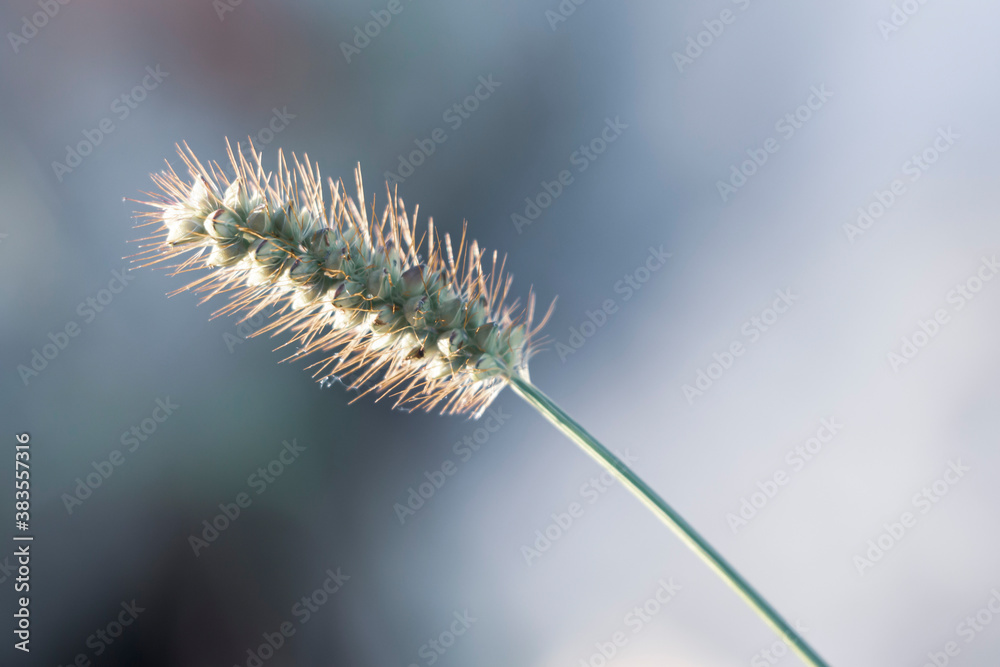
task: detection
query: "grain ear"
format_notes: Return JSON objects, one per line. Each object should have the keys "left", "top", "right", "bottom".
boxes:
{"left": 131, "top": 141, "right": 547, "bottom": 417}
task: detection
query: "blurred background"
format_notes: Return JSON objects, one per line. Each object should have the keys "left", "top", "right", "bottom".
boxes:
{"left": 2, "top": 0, "right": 1000, "bottom": 665}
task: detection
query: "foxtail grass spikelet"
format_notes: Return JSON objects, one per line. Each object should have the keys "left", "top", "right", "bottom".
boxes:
{"left": 132, "top": 141, "right": 551, "bottom": 417}
{"left": 132, "top": 141, "right": 829, "bottom": 667}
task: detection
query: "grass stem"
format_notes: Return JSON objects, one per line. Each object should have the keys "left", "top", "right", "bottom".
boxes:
{"left": 507, "top": 375, "right": 830, "bottom": 667}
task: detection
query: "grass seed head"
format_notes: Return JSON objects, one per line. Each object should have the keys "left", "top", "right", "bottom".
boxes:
{"left": 132, "top": 141, "right": 552, "bottom": 417}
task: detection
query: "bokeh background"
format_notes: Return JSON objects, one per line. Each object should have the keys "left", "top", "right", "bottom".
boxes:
{"left": 2, "top": 0, "right": 1000, "bottom": 665}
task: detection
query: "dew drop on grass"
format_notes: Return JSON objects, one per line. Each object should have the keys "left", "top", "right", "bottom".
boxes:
{"left": 319, "top": 375, "right": 342, "bottom": 389}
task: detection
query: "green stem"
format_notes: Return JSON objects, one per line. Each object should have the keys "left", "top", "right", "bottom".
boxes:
{"left": 507, "top": 375, "right": 830, "bottom": 667}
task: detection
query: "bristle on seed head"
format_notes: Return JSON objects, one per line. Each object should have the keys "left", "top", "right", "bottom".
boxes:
{"left": 131, "top": 141, "right": 552, "bottom": 417}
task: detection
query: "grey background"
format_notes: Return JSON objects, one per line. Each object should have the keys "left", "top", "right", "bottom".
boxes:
{"left": 1, "top": 0, "right": 999, "bottom": 665}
